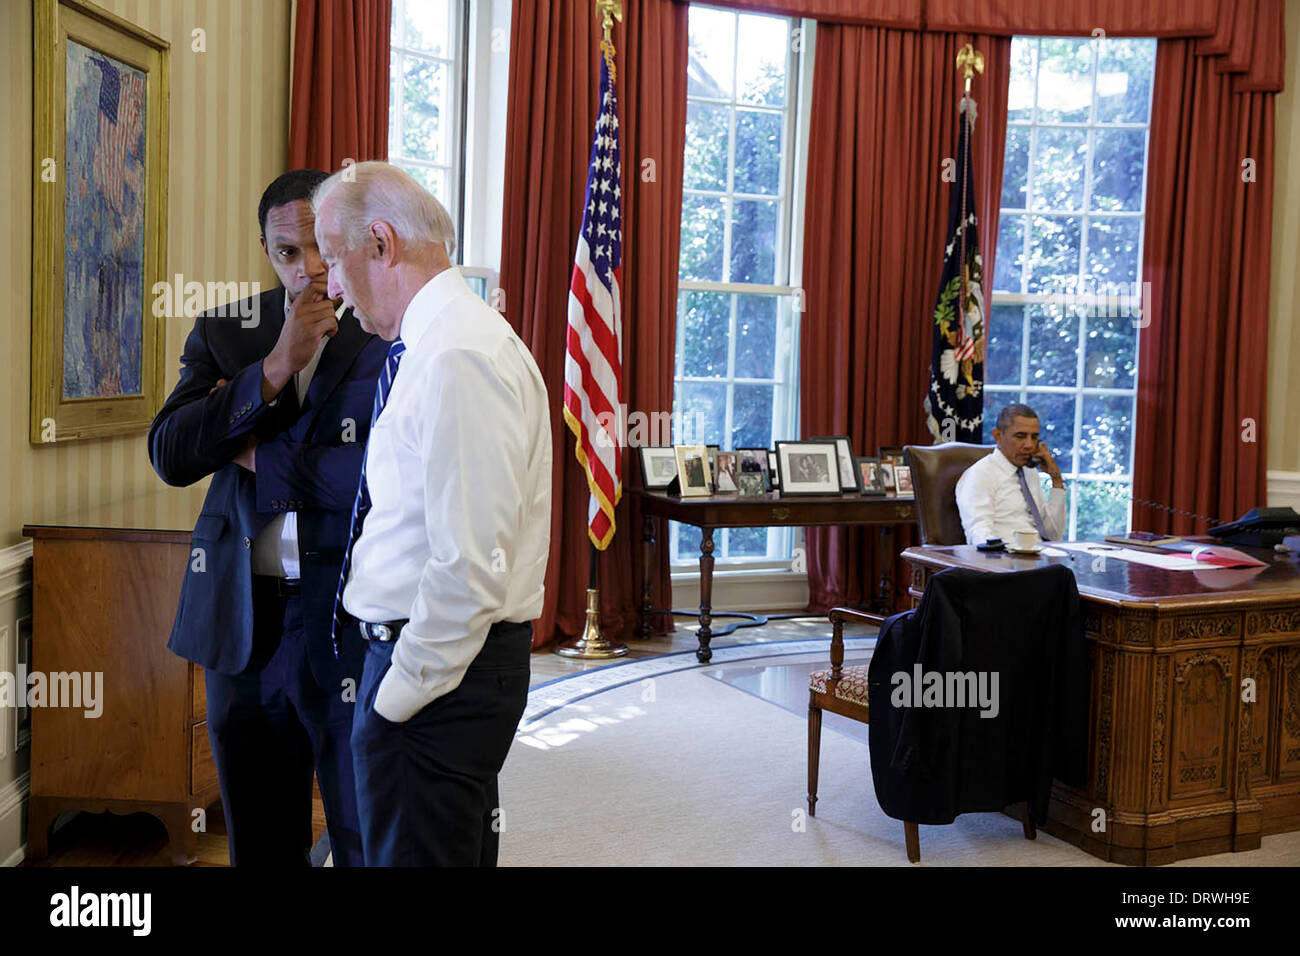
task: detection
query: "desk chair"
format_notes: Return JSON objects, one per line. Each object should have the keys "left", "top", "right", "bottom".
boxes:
{"left": 903, "top": 442, "right": 995, "bottom": 545}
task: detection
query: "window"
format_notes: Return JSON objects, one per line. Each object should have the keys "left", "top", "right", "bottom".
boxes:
{"left": 672, "top": 5, "right": 807, "bottom": 566}
{"left": 389, "top": 0, "right": 466, "bottom": 246}
{"left": 985, "top": 36, "right": 1157, "bottom": 540}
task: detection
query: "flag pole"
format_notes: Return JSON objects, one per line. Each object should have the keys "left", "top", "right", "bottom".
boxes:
{"left": 555, "top": 0, "right": 628, "bottom": 661}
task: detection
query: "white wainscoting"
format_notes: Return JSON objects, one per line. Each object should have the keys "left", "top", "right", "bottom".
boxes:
{"left": 0, "top": 539, "right": 32, "bottom": 866}
{"left": 671, "top": 568, "right": 810, "bottom": 615}
{"left": 1268, "top": 470, "right": 1300, "bottom": 510}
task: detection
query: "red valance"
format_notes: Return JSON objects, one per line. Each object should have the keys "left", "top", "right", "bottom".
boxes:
{"left": 703, "top": 0, "right": 1284, "bottom": 91}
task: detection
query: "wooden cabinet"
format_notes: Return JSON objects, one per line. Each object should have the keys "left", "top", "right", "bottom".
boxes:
{"left": 21, "top": 523, "right": 218, "bottom": 864}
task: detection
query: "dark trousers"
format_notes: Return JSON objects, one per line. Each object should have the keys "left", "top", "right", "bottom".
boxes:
{"left": 205, "top": 578, "right": 365, "bottom": 866}
{"left": 351, "top": 621, "right": 532, "bottom": 866}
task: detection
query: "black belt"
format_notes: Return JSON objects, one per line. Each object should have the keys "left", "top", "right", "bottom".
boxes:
{"left": 254, "top": 575, "right": 301, "bottom": 597}
{"left": 359, "top": 619, "right": 408, "bottom": 643}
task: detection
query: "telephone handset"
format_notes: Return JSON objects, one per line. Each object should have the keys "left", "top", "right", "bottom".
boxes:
{"left": 1026, "top": 455, "right": 1044, "bottom": 469}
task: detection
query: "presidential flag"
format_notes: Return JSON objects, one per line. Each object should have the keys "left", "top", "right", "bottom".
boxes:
{"left": 563, "top": 51, "right": 624, "bottom": 550}
{"left": 925, "top": 93, "right": 986, "bottom": 444}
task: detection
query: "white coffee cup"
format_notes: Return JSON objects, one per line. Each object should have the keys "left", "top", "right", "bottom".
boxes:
{"left": 1013, "top": 528, "right": 1039, "bottom": 551}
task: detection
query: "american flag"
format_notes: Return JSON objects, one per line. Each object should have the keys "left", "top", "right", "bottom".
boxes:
{"left": 89, "top": 57, "right": 144, "bottom": 215}
{"left": 563, "top": 53, "right": 624, "bottom": 550}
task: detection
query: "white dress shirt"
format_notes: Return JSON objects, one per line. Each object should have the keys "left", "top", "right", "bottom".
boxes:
{"left": 250, "top": 293, "right": 332, "bottom": 577}
{"left": 342, "top": 267, "right": 552, "bottom": 723}
{"left": 954, "top": 447, "right": 1067, "bottom": 544}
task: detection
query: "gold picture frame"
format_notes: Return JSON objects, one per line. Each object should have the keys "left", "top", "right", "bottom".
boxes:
{"left": 31, "top": 0, "right": 169, "bottom": 443}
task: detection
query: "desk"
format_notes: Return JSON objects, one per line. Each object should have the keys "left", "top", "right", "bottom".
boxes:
{"left": 23, "top": 505, "right": 216, "bottom": 864}
{"left": 903, "top": 543, "right": 1300, "bottom": 865}
{"left": 635, "top": 490, "right": 916, "bottom": 662}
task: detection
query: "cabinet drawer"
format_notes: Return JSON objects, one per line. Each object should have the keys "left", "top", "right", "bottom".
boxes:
{"left": 190, "top": 721, "right": 218, "bottom": 796}
{"left": 191, "top": 666, "right": 206, "bottom": 721}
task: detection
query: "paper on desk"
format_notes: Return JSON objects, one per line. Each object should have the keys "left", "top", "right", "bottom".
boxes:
{"left": 1048, "top": 541, "right": 1259, "bottom": 570}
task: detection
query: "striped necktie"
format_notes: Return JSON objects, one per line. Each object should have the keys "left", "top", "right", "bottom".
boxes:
{"left": 1016, "top": 466, "right": 1050, "bottom": 541}
{"left": 331, "top": 338, "right": 406, "bottom": 652}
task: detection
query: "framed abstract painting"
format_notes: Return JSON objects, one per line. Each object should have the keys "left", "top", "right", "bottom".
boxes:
{"left": 31, "top": 0, "right": 169, "bottom": 442}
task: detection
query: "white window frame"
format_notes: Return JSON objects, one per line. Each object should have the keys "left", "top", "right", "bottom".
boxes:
{"left": 987, "top": 35, "right": 1156, "bottom": 540}
{"left": 671, "top": 10, "right": 813, "bottom": 571}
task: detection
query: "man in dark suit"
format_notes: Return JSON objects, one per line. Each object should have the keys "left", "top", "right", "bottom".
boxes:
{"left": 149, "top": 169, "right": 387, "bottom": 866}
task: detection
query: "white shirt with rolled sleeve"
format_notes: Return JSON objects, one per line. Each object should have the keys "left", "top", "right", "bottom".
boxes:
{"left": 342, "top": 266, "right": 552, "bottom": 723}
{"left": 954, "top": 447, "right": 1067, "bottom": 545}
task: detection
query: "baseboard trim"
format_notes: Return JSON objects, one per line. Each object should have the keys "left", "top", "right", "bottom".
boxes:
{"left": 0, "top": 772, "right": 30, "bottom": 819}
{"left": 671, "top": 568, "right": 809, "bottom": 613}
{"left": 1, "top": 845, "right": 25, "bottom": 868}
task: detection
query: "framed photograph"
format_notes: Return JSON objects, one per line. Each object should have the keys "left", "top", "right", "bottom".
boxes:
{"left": 879, "top": 445, "right": 905, "bottom": 464}
{"left": 775, "top": 441, "right": 841, "bottom": 496}
{"left": 736, "top": 447, "right": 770, "bottom": 489}
{"left": 811, "top": 435, "right": 860, "bottom": 493}
{"left": 879, "top": 460, "right": 897, "bottom": 493}
{"left": 767, "top": 450, "right": 780, "bottom": 490}
{"left": 713, "top": 451, "right": 739, "bottom": 494}
{"left": 894, "top": 464, "right": 914, "bottom": 496}
{"left": 856, "top": 456, "right": 886, "bottom": 496}
{"left": 736, "top": 472, "right": 766, "bottom": 498}
{"left": 674, "top": 445, "right": 712, "bottom": 497}
{"left": 638, "top": 446, "right": 679, "bottom": 490}
{"left": 32, "top": 0, "right": 170, "bottom": 442}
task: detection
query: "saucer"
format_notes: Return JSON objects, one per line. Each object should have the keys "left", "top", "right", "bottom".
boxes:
{"left": 1006, "top": 545, "right": 1044, "bottom": 555}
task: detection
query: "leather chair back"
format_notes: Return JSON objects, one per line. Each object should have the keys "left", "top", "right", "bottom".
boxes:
{"left": 903, "top": 442, "right": 996, "bottom": 545}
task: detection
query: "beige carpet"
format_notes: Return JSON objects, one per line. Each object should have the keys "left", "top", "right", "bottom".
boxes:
{"left": 499, "top": 648, "right": 1300, "bottom": 867}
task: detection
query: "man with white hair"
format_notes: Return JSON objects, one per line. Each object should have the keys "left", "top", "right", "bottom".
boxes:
{"left": 313, "top": 161, "right": 551, "bottom": 866}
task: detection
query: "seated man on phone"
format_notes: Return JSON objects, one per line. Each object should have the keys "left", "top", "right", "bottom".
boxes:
{"left": 955, "top": 403, "right": 1067, "bottom": 545}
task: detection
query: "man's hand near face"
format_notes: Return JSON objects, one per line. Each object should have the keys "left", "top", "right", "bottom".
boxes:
{"left": 1034, "top": 441, "right": 1065, "bottom": 489}
{"left": 261, "top": 278, "right": 339, "bottom": 401}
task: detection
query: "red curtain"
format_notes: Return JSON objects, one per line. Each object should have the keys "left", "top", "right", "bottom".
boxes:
{"left": 289, "top": 0, "right": 392, "bottom": 171}
{"left": 500, "top": 0, "right": 689, "bottom": 648}
{"left": 800, "top": 26, "right": 1011, "bottom": 612}
{"left": 1132, "top": 38, "right": 1275, "bottom": 532}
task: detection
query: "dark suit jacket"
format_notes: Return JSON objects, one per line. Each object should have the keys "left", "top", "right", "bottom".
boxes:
{"left": 149, "top": 285, "right": 387, "bottom": 685}
{"left": 866, "top": 565, "right": 1089, "bottom": 826}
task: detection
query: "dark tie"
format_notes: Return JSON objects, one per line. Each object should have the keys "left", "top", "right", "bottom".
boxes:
{"left": 1016, "top": 466, "right": 1050, "bottom": 540}
{"left": 331, "top": 338, "right": 406, "bottom": 652}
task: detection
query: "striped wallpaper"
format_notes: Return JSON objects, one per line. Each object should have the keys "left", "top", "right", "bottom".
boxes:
{"left": 1, "top": 0, "right": 293, "bottom": 546}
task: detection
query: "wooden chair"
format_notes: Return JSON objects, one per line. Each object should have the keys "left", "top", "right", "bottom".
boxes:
{"left": 807, "top": 606, "right": 1036, "bottom": 863}
{"left": 902, "top": 442, "right": 994, "bottom": 545}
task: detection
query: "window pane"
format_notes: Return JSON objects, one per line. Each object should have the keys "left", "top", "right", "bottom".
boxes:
{"left": 732, "top": 383, "right": 774, "bottom": 449}
{"left": 688, "top": 7, "right": 735, "bottom": 99}
{"left": 1084, "top": 312, "right": 1138, "bottom": 389}
{"left": 735, "top": 15, "right": 787, "bottom": 106}
{"left": 1026, "top": 303, "right": 1079, "bottom": 387}
{"left": 1097, "top": 40, "right": 1155, "bottom": 124}
{"left": 676, "top": 381, "right": 727, "bottom": 445}
{"left": 994, "top": 214, "right": 1026, "bottom": 293}
{"left": 676, "top": 522, "right": 704, "bottom": 562}
{"left": 1032, "top": 127, "right": 1087, "bottom": 211}
{"left": 1024, "top": 390, "right": 1076, "bottom": 473}
{"left": 1002, "top": 125, "right": 1030, "bottom": 209}
{"left": 734, "top": 109, "right": 783, "bottom": 195}
{"left": 1027, "top": 215, "right": 1081, "bottom": 292}
{"left": 986, "top": 304, "right": 1024, "bottom": 385}
{"left": 685, "top": 101, "right": 730, "bottom": 191}
{"left": 679, "top": 195, "right": 726, "bottom": 281}
{"left": 398, "top": 56, "right": 450, "bottom": 164}
{"left": 1075, "top": 481, "right": 1131, "bottom": 539}
{"left": 1007, "top": 38, "right": 1037, "bottom": 123}
{"left": 1035, "top": 38, "right": 1093, "bottom": 124}
{"left": 1091, "top": 128, "right": 1147, "bottom": 212}
{"left": 681, "top": 291, "right": 730, "bottom": 378}
{"left": 1086, "top": 217, "right": 1142, "bottom": 286}
{"left": 735, "top": 295, "right": 777, "bottom": 379}
{"left": 395, "top": 0, "right": 452, "bottom": 55}
{"left": 728, "top": 526, "right": 769, "bottom": 557}
{"left": 1079, "top": 394, "right": 1134, "bottom": 476}
{"left": 730, "top": 199, "right": 778, "bottom": 283}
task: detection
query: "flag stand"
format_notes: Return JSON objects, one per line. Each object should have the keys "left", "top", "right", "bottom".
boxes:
{"left": 555, "top": 543, "right": 628, "bottom": 658}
